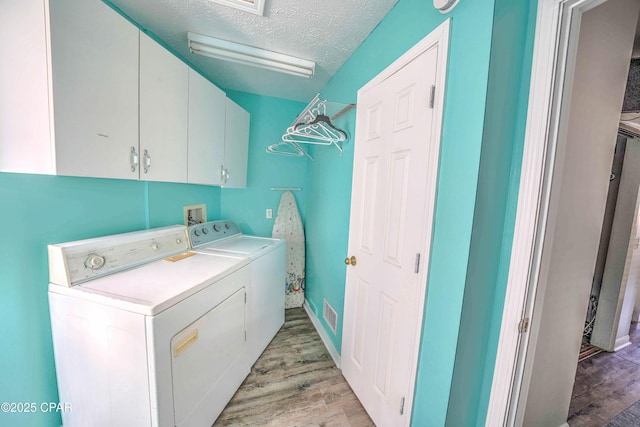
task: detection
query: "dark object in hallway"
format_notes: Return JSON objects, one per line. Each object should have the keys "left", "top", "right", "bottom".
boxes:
{"left": 214, "top": 308, "right": 374, "bottom": 426}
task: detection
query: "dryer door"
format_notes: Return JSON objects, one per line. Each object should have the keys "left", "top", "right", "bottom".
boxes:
{"left": 171, "top": 287, "right": 246, "bottom": 426}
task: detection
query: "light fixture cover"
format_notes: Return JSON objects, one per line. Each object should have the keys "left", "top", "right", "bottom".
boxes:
{"left": 208, "top": 0, "right": 265, "bottom": 15}
{"left": 187, "top": 32, "right": 315, "bottom": 78}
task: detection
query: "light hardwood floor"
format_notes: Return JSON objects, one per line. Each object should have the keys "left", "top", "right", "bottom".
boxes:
{"left": 214, "top": 308, "right": 374, "bottom": 426}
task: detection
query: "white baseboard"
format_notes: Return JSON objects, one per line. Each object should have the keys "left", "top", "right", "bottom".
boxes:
{"left": 614, "top": 335, "right": 632, "bottom": 352}
{"left": 303, "top": 300, "right": 341, "bottom": 368}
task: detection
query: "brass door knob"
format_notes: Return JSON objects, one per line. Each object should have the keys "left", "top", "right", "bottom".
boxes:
{"left": 345, "top": 256, "right": 357, "bottom": 266}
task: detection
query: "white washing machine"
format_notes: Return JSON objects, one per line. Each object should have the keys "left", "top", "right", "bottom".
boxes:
{"left": 188, "top": 220, "right": 285, "bottom": 363}
{"left": 48, "top": 225, "right": 252, "bottom": 427}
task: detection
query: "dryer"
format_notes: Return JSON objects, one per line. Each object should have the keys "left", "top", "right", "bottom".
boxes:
{"left": 188, "top": 220, "right": 285, "bottom": 362}
{"left": 48, "top": 225, "right": 251, "bottom": 427}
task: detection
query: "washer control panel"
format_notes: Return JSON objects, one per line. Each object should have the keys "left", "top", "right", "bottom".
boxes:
{"left": 48, "top": 225, "right": 189, "bottom": 287}
{"left": 188, "top": 220, "right": 241, "bottom": 248}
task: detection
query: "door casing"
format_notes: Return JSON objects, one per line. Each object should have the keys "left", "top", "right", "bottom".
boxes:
{"left": 486, "top": 0, "right": 638, "bottom": 425}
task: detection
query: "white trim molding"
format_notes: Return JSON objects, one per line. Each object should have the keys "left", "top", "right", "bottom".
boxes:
{"left": 485, "top": 0, "right": 563, "bottom": 420}
{"left": 486, "top": 0, "right": 610, "bottom": 425}
{"left": 303, "top": 300, "right": 341, "bottom": 368}
{"left": 614, "top": 336, "right": 632, "bottom": 352}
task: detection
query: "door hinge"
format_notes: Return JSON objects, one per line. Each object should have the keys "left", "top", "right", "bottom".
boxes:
{"left": 429, "top": 85, "right": 436, "bottom": 109}
{"left": 400, "top": 396, "right": 405, "bottom": 415}
{"left": 518, "top": 318, "right": 530, "bottom": 334}
{"left": 414, "top": 253, "right": 421, "bottom": 274}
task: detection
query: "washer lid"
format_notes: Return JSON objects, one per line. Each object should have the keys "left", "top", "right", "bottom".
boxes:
{"left": 49, "top": 252, "right": 249, "bottom": 316}
{"left": 197, "top": 235, "right": 283, "bottom": 258}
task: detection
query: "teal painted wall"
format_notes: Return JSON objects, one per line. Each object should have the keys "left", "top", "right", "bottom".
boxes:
{"left": 0, "top": 173, "right": 145, "bottom": 427}
{"left": 446, "top": 0, "right": 537, "bottom": 425}
{"left": 147, "top": 182, "right": 220, "bottom": 228}
{"left": 0, "top": 174, "right": 221, "bottom": 427}
{"left": 305, "top": 0, "right": 507, "bottom": 425}
{"left": 303, "top": 110, "right": 356, "bottom": 353}
{"left": 220, "top": 91, "right": 309, "bottom": 237}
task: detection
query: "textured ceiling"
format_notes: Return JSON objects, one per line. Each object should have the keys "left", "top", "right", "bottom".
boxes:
{"left": 109, "top": 0, "right": 398, "bottom": 102}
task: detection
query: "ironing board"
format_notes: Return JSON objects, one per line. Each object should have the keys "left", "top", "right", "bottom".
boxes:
{"left": 272, "top": 191, "right": 305, "bottom": 308}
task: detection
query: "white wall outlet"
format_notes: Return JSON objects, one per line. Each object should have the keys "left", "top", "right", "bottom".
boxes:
{"left": 266, "top": 208, "right": 273, "bottom": 219}
{"left": 184, "top": 204, "right": 207, "bottom": 226}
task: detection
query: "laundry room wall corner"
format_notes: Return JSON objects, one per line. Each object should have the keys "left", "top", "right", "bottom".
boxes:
{"left": 220, "top": 91, "right": 310, "bottom": 237}
{"left": 446, "top": 0, "right": 538, "bottom": 425}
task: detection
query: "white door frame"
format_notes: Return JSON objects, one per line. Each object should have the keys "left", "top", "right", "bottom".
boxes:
{"left": 486, "top": 0, "right": 611, "bottom": 425}
{"left": 348, "top": 19, "right": 450, "bottom": 425}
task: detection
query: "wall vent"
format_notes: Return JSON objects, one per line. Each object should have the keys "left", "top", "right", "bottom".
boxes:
{"left": 323, "top": 299, "right": 338, "bottom": 334}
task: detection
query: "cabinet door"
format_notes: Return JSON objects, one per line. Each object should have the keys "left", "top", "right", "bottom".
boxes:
{"left": 140, "top": 33, "right": 188, "bottom": 183}
{"left": 50, "top": 0, "right": 139, "bottom": 179}
{"left": 188, "top": 70, "right": 225, "bottom": 186}
{"left": 0, "top": 0, "right": 54, "bottom": 174}
{"left": 223, "top": 98, "right": 250, "bottom": 189}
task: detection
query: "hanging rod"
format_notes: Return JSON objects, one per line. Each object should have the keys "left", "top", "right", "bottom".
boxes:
{"left": 330, "top": 103, "right": 356, "bottom": 121}
{"left": 270, "top": 187, "right": 302, "bottom": 191}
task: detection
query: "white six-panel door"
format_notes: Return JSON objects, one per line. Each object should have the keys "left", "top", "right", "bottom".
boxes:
{"left": 342, "top": 21, "right": 449, "bottom": 427}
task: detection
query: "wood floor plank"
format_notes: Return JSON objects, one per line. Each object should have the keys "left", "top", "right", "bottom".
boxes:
{"left": 569, "top": 323, "right": 640, "bottom": 426}
{"left": 572, "top": 354, "right": 640, "bottom": 398}
{"left": 213, "top": 308, "right": 374, "bottom": 427}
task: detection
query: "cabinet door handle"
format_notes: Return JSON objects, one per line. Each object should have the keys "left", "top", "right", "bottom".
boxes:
{"left": 225, "top": 168, "right": 230, "bottom": 183}
{"left": 220, "top": 165, "right": 225, "bottom": 183}
{"left": 130, "top": 147, "right": 139, "bottom": 172}
{"left": 143, "top": 150, "right": 151, "bottom": 174}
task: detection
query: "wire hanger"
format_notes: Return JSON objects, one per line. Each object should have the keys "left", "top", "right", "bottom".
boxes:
{"left": 281, "top": 131, "right": 344, "bottom": 155}
{"left": 291, "top": 115, "right": 347, "bottom": 143}
{"left": 266, "top": 94, "right": 354, "bottom": 159}
{"left": 266, "top": 140, "right": 314, "bottom": 160}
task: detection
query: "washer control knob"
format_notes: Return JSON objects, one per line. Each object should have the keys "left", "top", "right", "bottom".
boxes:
{"left": 85, "top": 254, "right": 105, "bottom": 270}
{"left": 225, "top": 223, "right": 231, "bottom": 229}
{"left": 151, "top": 243, "right": 160, "bottom": 250}
{"left": 176, "top": 238, "right": 182, "bottom": 244}
{"left": 202, "top": 228, "right": 208, "bottom": 234}
{"left": 194, "top": 229, "right": 200, "bottom": 237}
{"left": 213, "top": 224, "right": 221, "bottom": 232}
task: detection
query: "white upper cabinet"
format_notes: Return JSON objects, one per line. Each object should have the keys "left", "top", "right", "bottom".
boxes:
{"left": 1, "top": 0, "right": 250, "bottom": 186}
{"left": 139, "top": 33, "right": 189, "bottom": 183}
{"left": 223, "top": 98, "right": 250, "bottom": 189}
{"left": 188, "top": 69, "right": 226, "bottom": 186}
{"left": 1, "top": 0, "right": 138, "bottom": 177}
{"left": 51, "top": 0, "right": 139, "bottom": 179}
{"left": 0, "top": 1, "right": 53, "bottom": 174}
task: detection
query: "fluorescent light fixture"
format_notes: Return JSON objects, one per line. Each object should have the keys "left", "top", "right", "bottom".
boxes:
{"left": 187, "top": 32, "right": 315, "bottom": 78}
